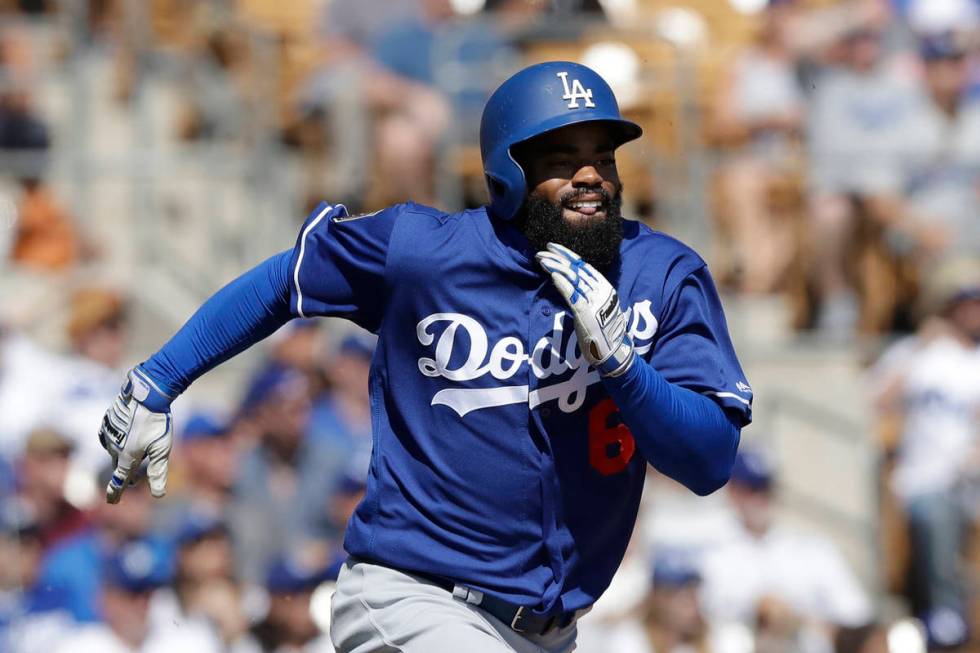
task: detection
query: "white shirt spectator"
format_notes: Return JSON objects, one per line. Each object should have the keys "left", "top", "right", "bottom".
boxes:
{"left": 0, "top": 609, "right": 75, "bottom": 653}
{"left": 577, "top": 478, "right": 749, "bottom": 653}
{"left": 641, "top": 476, "right": 742, "bottom": 556}
{"left": 0, "top": 329, "right": 121, "bottom": 476}
{"left": 731, "top": 51, "right": 802, "bottom": 123}
{"left": 890, "top": 97, "right": 980, "bottom": 257}
{"left": 51, "top": 621, "right": 222, "bottom": 653}
{"left": 0, "top": 331, "right": 62, "bottom": 459}
{"left": 699, "top": 523, "right": 872, "bottom": 628}
{"left": 874, "top": 335, "right": 980, "bottom": 501}
{"left": 47, "top": 353, "right": 124, "bottom": 476}
{"left": 808, "top": 64, "right": 920, "bottom": 195}
{"left": 907, "top": 0, "right": 980, "bottom": 33}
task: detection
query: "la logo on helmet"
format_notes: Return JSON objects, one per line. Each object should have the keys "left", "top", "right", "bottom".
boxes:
{"left": 556, "top": 71, "right": 595, "bottom": 109}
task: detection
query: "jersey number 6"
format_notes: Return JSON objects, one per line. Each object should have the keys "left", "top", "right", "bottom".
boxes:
{"left": 588, "top": 399, "right": 636, "bottom": 476}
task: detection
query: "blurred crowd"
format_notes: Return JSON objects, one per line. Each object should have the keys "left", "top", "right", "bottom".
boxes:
{"left": 708, "top": 0, "right": 980, "bottom": 339}
{"left": 1, "top": 301, "right": 376, "bottom": 652}
{"left": 0, "top": 0, "right": 978, "bottom": 652}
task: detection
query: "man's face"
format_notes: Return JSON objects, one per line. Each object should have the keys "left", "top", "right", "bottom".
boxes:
{"left": 651, "top": 584, "right": 704, "bottom": 639}
{"left": 103, "top": 586, "right": 152, "bottom": 647}
{"left": 845, "top": 30, "right": 882, "bottom": 73}
{"left": 0, "top": 534, "right": 41, "bottom": 589}
{"left": 925, "top": 55, "right": 968, "bottom": 106}
{"left": 178, "top": 531, "right": 233, "bottom": 582}
{"left": 950, "top": 296, "right": 980, "bottom": 342}
{"left": 514, "top": 122, "right": 625, "bottom": 269}
{"left": 258, "top": 377, "right": 312, "bottom": 450}
{"left": 184, "top": 437, "right": 238, "bottom": 492}
{"left": 97, "top": 479, "right": 152, "bottom": 536}
{"left": 728, "top": 482, "right": 773, "bottom": 536}
{"left": 328, "top": 353, "right": 371, "bottom": 399}
{"left": 269, "top": 590, "right": 320, "bottom": 644}
{"left": 76, "top": 319, "right": 128, "bottom": 369}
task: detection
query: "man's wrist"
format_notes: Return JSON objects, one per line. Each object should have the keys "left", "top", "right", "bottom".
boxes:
{"left": 597, "top": 339, "right": 635, "bottom": 378}
{"left": 131, "top": 366, "right": 174, "bottom": 413}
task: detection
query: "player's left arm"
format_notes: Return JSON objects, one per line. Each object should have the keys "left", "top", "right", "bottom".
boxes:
{"left": 100, "top": 202, "right": 398, "bottom": 503}
{"left": 538, "top": 243, "right": 749, "bottom": 495}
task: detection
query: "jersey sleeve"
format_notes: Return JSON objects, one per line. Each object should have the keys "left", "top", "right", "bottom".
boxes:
{"left": 288, "top": 202, "right": 400, "bottom": 331}
{"left": 651, "top": 264, "right": 753, "bottom": 426}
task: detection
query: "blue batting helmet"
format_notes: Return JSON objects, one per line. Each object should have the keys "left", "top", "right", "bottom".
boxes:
{"left": 479, "top": 61, "right": 642, "bottom": 221}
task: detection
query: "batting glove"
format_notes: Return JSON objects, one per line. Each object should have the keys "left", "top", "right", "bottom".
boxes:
{"left": 536, "top": 242, "right": 635, "bottom": 377}
{"left": 98, "top": 366, "right": 174, "bottom": 504}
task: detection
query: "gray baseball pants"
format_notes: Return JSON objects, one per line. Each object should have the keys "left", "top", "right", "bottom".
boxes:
{"left": 330, "top": 559, "right": 579, "bottom": 653}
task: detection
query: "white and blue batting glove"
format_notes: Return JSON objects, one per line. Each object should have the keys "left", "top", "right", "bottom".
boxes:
{"left": 98, "top": 366, "right": 174, "bottom": 504}
{"left": 536, "top": 242, "right": 635, "bottom": 377}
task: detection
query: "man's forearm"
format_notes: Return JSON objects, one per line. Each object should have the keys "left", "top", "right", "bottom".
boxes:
{"left": 602, "top": 358, "right": 741, "bottom": 495}
{"left": 141, "top": 250, "right": 294, "bottom": 396}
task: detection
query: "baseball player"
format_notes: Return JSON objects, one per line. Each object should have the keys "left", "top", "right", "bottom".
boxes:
{"left": 98, "top": 61, "right": 752, "bottom": 653}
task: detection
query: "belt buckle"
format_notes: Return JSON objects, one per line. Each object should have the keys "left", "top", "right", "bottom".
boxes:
{"left": 510, "top": 606, "right": 528, "bottom": 633}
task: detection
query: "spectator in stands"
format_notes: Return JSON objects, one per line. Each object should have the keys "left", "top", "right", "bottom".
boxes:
{"left": 319, "top": 462, "right": 368, "bottom": 564}
{"left": 251, "top": 554, "right": 337, "bottom": 653}
{"left": 53, "top": 538, "right": 221, "bottom": 653}
{"left": 0, "top": 27, "right": 93, "bottom": 272}
{"left": 638, "top": 469, "right": 740, "bottom": 561}
{"left": 806, "top": 26, "right": 980, "bottom": 338}
{"left": 699, "top": 447, "right": 873, "bottom": 653}
{"left": 230, "top": 365, "right": 343, "bottom": 584}
{"left": 299, "top": 0, "right": 449, "bottom": 209}
{"left": 0, "top": 322, "right": 62, "bottom": 463}
{"left": 15, "top": 428, "right": 90, "bottom": 551}
{"left": 578, "top": 546, "right": 755, "bottom": 653}
{"left": 309, "top": 333, "right": 374, "bottom": 458}
{"left": 900, "top": 0, "right": 980, "bottom": 36}
{"left": 0, "top": 501, "right": 75, "bottom": 653}
{"left": 712, "top": 0, "right": 805, "bottom": 295}
{"left": 616, "top": 549, "right": 714, "bottom": 653}
{"left": 876, "top": 31, "right": 980, "bottom": 260}
{"left": 162, "top": 412, "right": 238, "bottom": 523}
{"left": 0, "top": 289, "right": 127, "bottom": 478}
{"left": 870, "top": 257, "right": 980, "bottom": 650}
{"left": 149, "top": 511, "right": 254, "bottom": 652}
{"left": 807, "top": 19, "right": 920, "bottom": 336}
{"left": 34, "top": 466, "right": 168, "bottom": 623}
{"left": 317, "top": 0, "right": 420, "bottom": 53}
{"left": 0, "top": 27, "right": 49, "bottom": 168}
{"left": 371, "top": 0, "right": 519, "bottom": 143}
{"left": 268, "top": 319, "right": 326, "bottom": 376}
{"left": 51, "top": 287, "right": 131, "bottom": 476}
{"left": 361, "top": 0, "right": 455, "bottom": 207}
{"left": 9, "top": 178, "right": 85, "bottom": 271}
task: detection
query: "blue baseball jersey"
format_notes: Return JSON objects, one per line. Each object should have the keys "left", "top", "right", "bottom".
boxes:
{"left": 288, "top": 201, "right": 752, "bottom": 614}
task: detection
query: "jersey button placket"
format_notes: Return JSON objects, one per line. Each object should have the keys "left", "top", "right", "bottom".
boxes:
{"left": 529, "top": 288, "right": 571, "bottom": 597}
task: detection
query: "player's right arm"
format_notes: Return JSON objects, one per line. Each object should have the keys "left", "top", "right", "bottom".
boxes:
{"left": 98, "top": 202, "right": 399, "bottom": 503}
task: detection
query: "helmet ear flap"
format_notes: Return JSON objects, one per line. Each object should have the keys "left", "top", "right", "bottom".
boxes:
{"left": 484, "top": 172, "right": 517, "bottom": 221}
{"left": 486, "top": 174, "right": 507, "bottom": 200}
{"left": 484, "top": 151, "right": 527, "bottom": 221}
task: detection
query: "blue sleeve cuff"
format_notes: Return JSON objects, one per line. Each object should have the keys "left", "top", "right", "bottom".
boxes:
{"left": 129, "top": 366, "right": 174, "bottom": 412}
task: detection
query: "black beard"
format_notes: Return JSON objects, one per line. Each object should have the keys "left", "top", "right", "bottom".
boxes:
{"left": 517, "top": 186, "right": 624, "bottom": 270}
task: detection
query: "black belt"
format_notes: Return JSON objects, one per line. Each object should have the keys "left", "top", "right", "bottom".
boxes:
{"left": 357, "top": 558, "right": 577, "bottom": 636}
{"left": 428, "top": 574, "right": 577, "bottom": 636}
